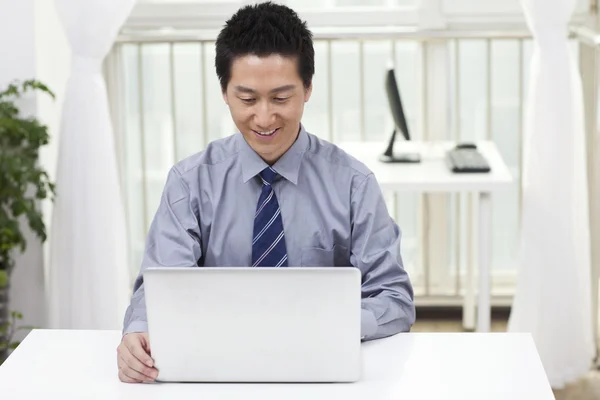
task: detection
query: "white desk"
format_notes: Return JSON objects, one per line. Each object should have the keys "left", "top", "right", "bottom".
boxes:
{"left": 0, "top": 330, "right": 553, "bottom": 399}
{"left": 339, "top": 141, "right": 514, "bottom": 332}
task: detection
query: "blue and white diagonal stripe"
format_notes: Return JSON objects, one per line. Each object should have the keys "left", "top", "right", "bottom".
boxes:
{"left": 251, "top": 167, "right": 288, "bottom": 267}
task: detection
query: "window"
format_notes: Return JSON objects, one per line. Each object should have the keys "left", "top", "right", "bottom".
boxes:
{"left": 115, "top": 37, "right": 424, "bottom": 283}
{"left": 109, "top": 0, "right": 586, "bottom": 302}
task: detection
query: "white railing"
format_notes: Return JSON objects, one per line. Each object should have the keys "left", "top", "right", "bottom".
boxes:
{"left": 105, "top": 27, "right": 547, "bottom": 308}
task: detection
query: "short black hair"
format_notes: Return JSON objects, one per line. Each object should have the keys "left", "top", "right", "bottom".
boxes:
{"left": 215, "top": 1, "right": 315, "bottom": 92}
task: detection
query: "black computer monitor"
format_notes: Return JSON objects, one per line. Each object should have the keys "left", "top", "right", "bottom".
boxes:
{"left": 379, "top": 67, "right": 421, "bottom": 163}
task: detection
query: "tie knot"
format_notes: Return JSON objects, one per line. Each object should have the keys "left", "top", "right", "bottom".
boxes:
{"left": 259, "top": 167, "right": 278, "bottom": 185}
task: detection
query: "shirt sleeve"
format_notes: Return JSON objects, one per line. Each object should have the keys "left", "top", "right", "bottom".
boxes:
{"left": 350, "top": 173, "right": 416, "bottom": 341}
{"left": 122, "top": 167, "right": 203, "bottom": 335}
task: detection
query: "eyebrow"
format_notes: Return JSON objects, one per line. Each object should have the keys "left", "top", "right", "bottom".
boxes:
{"left": 234, "top": 84, "right": 296, "bottom": 94}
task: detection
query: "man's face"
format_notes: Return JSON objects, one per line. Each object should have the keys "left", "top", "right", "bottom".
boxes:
{"left": 223, "top": 54, "right": 312, "bottom": 164}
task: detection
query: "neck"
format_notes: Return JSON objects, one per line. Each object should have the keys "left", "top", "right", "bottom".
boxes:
{"left": 262, "top": 124, "right": 301, "bottom": 165}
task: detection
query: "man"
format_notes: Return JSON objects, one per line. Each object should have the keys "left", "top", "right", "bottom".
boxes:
{"left": 117, "top": 1, "right": 415, "bottom": 384}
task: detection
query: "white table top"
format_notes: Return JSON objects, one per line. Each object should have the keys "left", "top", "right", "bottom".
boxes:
{"left": 338, "top": 141, "right": 513, "bottom": 192}
{"left": 0, "top": 330, "right": 553, "bottom": 399}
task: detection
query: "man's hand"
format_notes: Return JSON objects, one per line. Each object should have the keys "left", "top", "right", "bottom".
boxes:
{"left": 117, "top": 333, "right": 158, "bottom": 383}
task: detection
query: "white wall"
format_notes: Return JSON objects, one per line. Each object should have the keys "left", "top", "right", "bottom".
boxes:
{"left": 0, "top": 0, "right": 69, "bottom": 339}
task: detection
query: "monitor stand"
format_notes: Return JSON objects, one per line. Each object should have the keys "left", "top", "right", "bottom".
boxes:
{"left": 379, "top": 129, "right": 421, "bottom": 163}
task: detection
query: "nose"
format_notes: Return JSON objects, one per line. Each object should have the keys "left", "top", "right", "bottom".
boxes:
{"left": 254, "top": 101, "right": 276, "bottom": 129}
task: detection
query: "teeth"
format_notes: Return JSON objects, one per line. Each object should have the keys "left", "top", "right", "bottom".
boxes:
{"left": 257, "top": 129, "right": 277, "bottom": 136}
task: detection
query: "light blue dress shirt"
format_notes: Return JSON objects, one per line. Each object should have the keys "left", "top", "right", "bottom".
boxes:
{"left": 123, "top": 125, "right": 415, "bottom": 340}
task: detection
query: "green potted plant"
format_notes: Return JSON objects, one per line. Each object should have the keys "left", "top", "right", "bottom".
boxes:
{"left": 0, "top": 80, "right": 55, "bottom": 365}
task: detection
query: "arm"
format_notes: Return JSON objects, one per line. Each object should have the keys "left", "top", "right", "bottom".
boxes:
{"left": 350, "top": 173, "right": 415, "bottom": 341}
{"left": 122, "top": 166, "right": 203, "bottom": 335}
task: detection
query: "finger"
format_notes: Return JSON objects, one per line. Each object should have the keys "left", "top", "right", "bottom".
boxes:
{"left": 121, "top": 347, "right": 158, "bottom": 379}
{"left": 119, "top": 358, "right": 154, "bottom": 382}
{"left": 119, "top": 354, "right": 157, "bottom": 381}
{"left": 125, "top": 337, "right": 154, "bottom": 368}
{"left": 118, "top": 340, "right": 157, "bottom": 381}
{"left": 119, "top": 369, "right": 142, "bottom": 383}
{"left": 117, "top": 352, "right": 143, "bottom": 375}
{"left": 139, "top": 333, "right": 151, "bottom": 353}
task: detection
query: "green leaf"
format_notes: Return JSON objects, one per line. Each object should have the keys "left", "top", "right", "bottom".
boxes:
{"left": 0, "top": 322, "right": 9, "bottom": 334}
{"left": 10, "top": 311, "right": 23, "bottom": 320}
{"left": 0, "top": 79, "right": 55, "bottom": 274}
{"left": 8, "top": 341, "right": 19, "bottom": 350}
{"left": 0, "top": 270, "right": 7, "bottom": 288}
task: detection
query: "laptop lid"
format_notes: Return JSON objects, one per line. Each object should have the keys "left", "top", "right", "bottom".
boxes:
{"left": 143, "top": 267, "right": 362, "bottom": 382}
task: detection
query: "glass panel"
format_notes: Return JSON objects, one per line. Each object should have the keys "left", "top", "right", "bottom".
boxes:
{"left": 363, "top": 40, "right": 393, "bottom": 142}
{"left": 490, "top": 40, "right": 520, "bottom": 272}
{"left": 140, "top": 44, "right": 175, "bottom": 229}
{"left": 394, "top": 41, "right": 422, "bottom": 140}
{"left": 301, "top": 41, "right": 330, "bottom": 139}
{"left": 456, "top": 40, "right": 487, "bottom": 294}
{"left": 447, "top": 40, "right": 458, "bottom": 288}
{"left": 392, "top": 41, "right": 422, "bottom": 287}
{"left": 331, "top": 41, "right": 361, "bottom": 142}
{"left": 457, "top": 39, "right": 488, "bottom": 142}
{"left": 121, "top": 44, "right": 146, "bottom": 277}
{"left": 116, "top": 33, "right": 529, "bottom": 300}
{"left": 202, "top": 42, "right": 237, "bottom": 142}
{"left": 447, "top": 38, "right": 528, "bottom": 294}
{"left": 173, "top": 43, "right": 205, "bottom": 160}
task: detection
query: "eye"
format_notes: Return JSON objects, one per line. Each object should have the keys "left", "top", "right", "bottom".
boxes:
{"left": 274, "top": 97, "right": 289, "bottom": 102}
{"left": 240, "top": 98, "right": 255, "bottom": 104}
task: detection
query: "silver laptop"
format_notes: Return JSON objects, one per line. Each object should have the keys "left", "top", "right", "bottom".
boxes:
{"left": 143, "top": 267, "right": 362, "bottom": 383}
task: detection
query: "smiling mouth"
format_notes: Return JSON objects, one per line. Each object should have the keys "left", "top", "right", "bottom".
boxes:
{"left": 253, "top": 128, "right": 280, "bottom": 137}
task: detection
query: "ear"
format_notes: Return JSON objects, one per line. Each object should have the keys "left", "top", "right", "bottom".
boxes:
{"left": 304, "top": 82, "right": 313, "bottom": 103}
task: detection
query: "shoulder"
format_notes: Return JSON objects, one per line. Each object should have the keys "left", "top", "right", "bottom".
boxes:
{"left": 300, "top": 130, "right": 376, "bottom": 200}
{"left": 157, "top": 134, "right": 240, "bottom": 203}
{"left": 171, "top": 134, "right": 240, "bottom": 178}
{"left": 304, "top": 131, "right": 372, "bottom": 180}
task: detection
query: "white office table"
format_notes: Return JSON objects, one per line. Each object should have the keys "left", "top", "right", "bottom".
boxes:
{"left": 339, "top": 141, "right": 514, "bottom": 332}
{"left": 0, "top": 329, "right": 553, "bottom": 399}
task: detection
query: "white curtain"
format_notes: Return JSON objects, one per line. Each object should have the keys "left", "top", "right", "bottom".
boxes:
{"left": 508, "top": 0, "right": 595, "bottom": 389}
{"left": 48, "top": 0, "right": 136, "bottom": 330}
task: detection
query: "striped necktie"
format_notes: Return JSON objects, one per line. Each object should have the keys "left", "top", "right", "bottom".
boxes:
{"left": 251, "top": 167, "right": 288, "bottom": 267}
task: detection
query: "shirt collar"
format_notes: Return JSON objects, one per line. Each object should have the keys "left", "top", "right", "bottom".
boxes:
{"left": 239, "top": 124, "right": 309, "bottom": 185}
